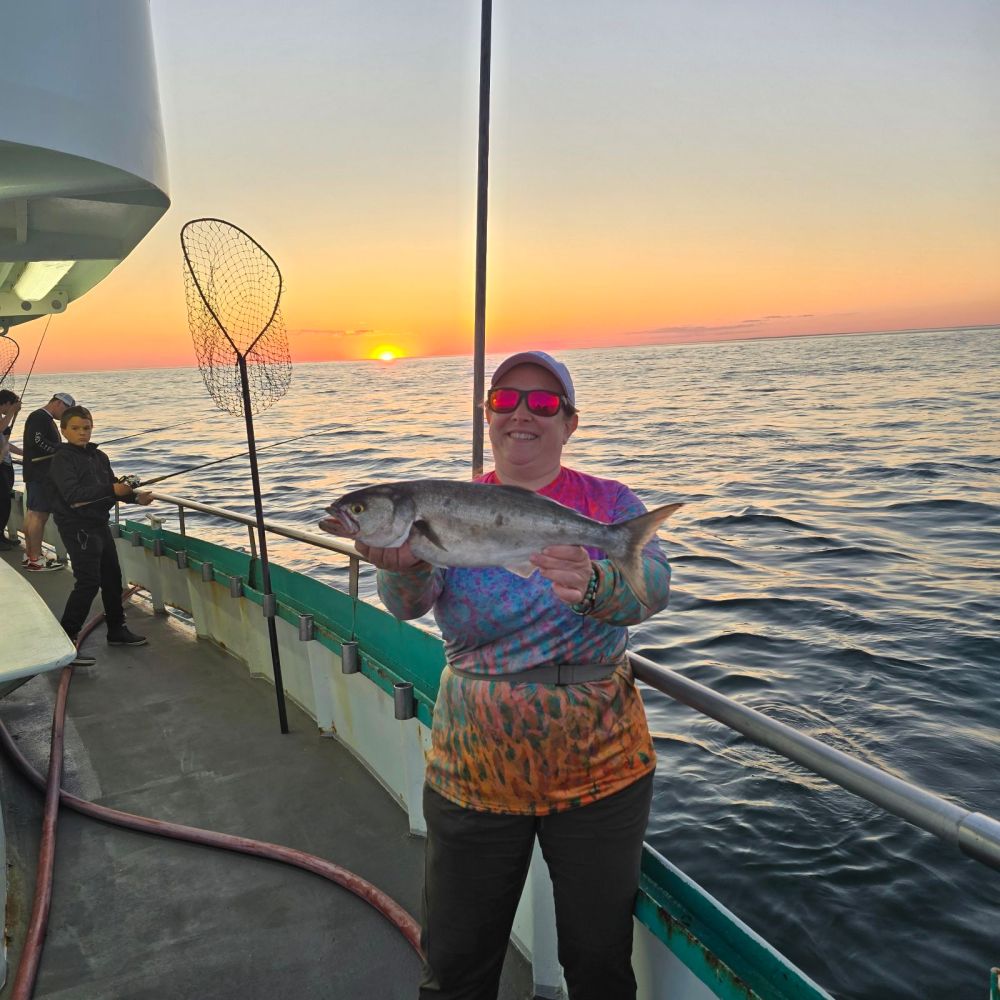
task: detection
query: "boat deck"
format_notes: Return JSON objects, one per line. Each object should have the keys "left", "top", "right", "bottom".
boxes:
{"left": 0, "top": 547, "right": 533, "bottom": 999}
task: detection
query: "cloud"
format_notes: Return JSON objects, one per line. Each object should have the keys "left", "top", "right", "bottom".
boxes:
{"left": 289, "top": 328, "right": 372, "bottom": 338}
{"left": 627, "top": 313, "right": 817, "bottom": 337}
{"left": 628, "top": 322, "right": 758, "bottom": 337}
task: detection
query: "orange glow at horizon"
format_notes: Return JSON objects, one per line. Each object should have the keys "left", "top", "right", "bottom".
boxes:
{"left": 6, "top": 2, "right": 996, "bottom": 378}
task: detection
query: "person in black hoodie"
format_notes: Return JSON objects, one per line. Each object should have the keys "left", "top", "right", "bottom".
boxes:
{"left": 0, "top": 389, "right": 23, "bottom": 550}
{"left": 49, "top": 405, "right": 154, "bottom": 666}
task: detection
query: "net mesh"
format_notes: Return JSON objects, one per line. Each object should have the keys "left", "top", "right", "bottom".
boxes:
{"left": 181, "top": 218, "right": 291, "bottom": 416}
{"left": 0, "top": 334, "right": 19, "bottom": 387}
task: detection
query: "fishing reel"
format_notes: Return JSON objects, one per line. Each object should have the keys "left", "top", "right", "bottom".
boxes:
{"left": 115, "top": 474, "right": 143, "bottom": 490}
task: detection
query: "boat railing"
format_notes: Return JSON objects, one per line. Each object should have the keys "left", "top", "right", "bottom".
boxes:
{"left": 136, "top": 488, "right": 1000, "bottom": 874}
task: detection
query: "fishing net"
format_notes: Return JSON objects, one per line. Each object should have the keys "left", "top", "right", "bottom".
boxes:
{"left": 180, "top": 218, "right": 291, "bottom": 416}
{"left": 0, "top": 331, "right": 19, "bottom": 387}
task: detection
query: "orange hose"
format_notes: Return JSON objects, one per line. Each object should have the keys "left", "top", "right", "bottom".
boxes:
{"left": 0, "top": 592, "right": 422, "bottom": 997}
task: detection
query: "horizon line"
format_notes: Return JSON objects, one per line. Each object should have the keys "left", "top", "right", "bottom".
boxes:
{"left": 14, "top": 321, "right": 1000, "bottom": 378}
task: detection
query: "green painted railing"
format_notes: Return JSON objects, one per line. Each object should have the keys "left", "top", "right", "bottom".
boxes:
{"left": 123, "top": 519, "right": 833, "bottom": 999}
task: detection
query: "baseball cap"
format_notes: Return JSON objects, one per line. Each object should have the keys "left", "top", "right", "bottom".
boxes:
{"left": 52, "top": 392, "right": 76, "bottom": 406}
{"left": 490, "top": 351, "right": 575, "bottom": 407}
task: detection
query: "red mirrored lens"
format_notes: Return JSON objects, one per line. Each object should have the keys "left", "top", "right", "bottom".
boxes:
{"left": 525, "top": 390, "right": 562, "bottom": 416}
{"left": 488, "top": 388, "right": 522, "bottom": 412}
{"left": 487, "top": 388, "right": 564, "bottom": 416}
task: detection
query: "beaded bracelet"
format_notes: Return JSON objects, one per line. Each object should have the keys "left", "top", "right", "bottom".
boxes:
{"left": 570, "top": 563, "right": 599, "bottom": 616}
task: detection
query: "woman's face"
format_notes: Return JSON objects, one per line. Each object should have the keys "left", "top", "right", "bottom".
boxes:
{"left": 487, "top": 363, "right": 577, "bottom": 486}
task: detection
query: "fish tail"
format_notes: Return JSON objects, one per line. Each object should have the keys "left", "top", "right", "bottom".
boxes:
{"left": 611, "top": 502, "right": 683, "bottom": 608}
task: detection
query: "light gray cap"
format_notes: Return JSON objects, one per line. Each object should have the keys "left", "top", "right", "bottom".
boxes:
{"left": 52, "top": 392, "right": 76, "bottom": 406}
{"left": 490, "top": 351, "right": 575, "bottom": 406}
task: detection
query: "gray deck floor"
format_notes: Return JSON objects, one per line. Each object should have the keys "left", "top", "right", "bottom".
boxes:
{"left": 0, "top": 545, "right": 534, "bottom": 999}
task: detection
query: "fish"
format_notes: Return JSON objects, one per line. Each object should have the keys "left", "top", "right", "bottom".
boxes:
{"left": 318, "top": 478, "right": 682, "bottom": 608}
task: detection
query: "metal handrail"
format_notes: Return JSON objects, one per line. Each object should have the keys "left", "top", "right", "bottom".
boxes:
{"left": 148, "top": 490, "right": 362, "bottom": 598}
{"left": 142, "top": 489, "right": 1000, "bottom": 873}
{"left": 629, "top": 653, "right": 1000, "bottom": 873}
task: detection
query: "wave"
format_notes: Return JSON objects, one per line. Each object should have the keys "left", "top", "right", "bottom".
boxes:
{"left": 699, "top": 511, "right": 818, "bottom": 531}
{"left": 883, "top": 498, "right": 1000, "bottom": 524}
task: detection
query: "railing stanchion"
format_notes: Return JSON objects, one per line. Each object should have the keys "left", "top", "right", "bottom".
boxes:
{"left": 349, "top": 557, "right": 359, "bottom": 601}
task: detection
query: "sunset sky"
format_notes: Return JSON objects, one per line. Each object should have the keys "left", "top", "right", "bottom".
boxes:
{"left": 17, "top": 0, "right": 1000, "bottom": 373}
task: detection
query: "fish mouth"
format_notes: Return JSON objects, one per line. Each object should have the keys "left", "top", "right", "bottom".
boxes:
{"left": 319, "top": 506, "right": 359, "bottom": 538}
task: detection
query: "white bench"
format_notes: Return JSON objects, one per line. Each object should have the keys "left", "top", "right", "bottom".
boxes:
{"left": 0, "top": 556, "right": 76, "bottom": 696}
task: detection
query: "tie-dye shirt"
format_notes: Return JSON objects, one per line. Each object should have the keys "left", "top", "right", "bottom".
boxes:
{"left": 376, "top": 466, "right": 672, "bottom": 815}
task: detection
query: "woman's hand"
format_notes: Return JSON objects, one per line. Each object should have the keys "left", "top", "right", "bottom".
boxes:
{"left": 531, "top": 545, "right": 593, "bottom": 605}
{"left": 355, "top": 540, "right": 427, "bottom": 572}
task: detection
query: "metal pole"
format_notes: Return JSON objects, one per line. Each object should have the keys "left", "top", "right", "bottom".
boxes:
{"left": 238, "top": 356, "right": 289, "bottom": 734}
{"left": 629, "top": 651, "right": 1000, "bottom": 871}
{"left": 471, "top": 0, "right": 492, "bottom": 478}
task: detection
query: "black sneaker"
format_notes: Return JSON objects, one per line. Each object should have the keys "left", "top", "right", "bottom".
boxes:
{"left": 108, "top": 625, "right": 148, "bottom": 646}
{"left": 107, "top": 626, "right": 148, "bottom": 647}
{"left": 65, "top": 636, "right": 97, "bottom": 666}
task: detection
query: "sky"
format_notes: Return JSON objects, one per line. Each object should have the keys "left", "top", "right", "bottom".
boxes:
{"left": 18, "top": 0, "right": 1000, "bottom": 372}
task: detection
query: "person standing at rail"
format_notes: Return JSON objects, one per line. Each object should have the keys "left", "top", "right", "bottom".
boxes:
{"left": 21, "top": 390, "right": 76, "bottom": 571}
{"left": 0, "top": 388, "right": 23, "bottom": 550}
{"left": 356, "top": 351, "right": 672, "bottom": 1000}
{"left": 49, "top": 405, "right": 154, "bottom": 666}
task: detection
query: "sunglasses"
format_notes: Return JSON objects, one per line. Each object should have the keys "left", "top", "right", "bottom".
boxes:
{"left": 486, "top": 387, "right": 568, "bottom": 417}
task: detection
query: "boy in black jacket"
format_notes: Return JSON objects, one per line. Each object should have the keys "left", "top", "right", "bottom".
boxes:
{"left": 49, "top": 405, "right": 154, "bottom": 665}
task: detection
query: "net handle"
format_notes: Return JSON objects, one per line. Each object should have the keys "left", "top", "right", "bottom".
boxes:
{"left": 180, "top": 217, "right": 284, "bottom": 358}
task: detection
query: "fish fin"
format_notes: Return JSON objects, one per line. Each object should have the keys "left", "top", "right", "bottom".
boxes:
{"left": 411, "top": 519, "right": 447, "bottom": 551}
{"left": 612, "top": 502, "right": 683, "bottom": 608}
{"left": 503, "top": 561, "right": 538, "bottom": 579}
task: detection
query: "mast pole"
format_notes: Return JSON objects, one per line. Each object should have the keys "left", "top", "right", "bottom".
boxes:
{"left": 471, "top": 0, "right": 493, "bottom": 477}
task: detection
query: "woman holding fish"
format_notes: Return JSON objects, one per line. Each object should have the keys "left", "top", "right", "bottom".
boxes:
{"left": 322, "top": 350, "right": 677, "bottom": 1000}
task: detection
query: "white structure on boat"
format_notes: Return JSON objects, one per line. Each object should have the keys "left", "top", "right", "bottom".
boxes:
{"left": 0, "top": 0, "right": 169, "bottom": 326}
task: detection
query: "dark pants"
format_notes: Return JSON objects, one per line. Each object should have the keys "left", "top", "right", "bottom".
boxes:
{"left": 0, "top": 464, "right": 13, "bottom": 537}
{"left": 55, "top": 521, "right": 126, "bottom": 638}
{"left": 419, "top": 772, "right": 654, "bottom": 1000}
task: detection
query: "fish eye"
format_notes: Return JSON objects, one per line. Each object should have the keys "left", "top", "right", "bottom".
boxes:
{"left": 349, "top": 503, "right": 365, "bottom": 515}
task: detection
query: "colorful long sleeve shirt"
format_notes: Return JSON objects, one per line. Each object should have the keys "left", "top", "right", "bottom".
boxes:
{"left": 377, "top": 466, "right": 672, "bottom": 815}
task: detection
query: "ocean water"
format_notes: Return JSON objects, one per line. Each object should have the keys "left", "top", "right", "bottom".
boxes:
{"left": 25, "top": 327, "right": 999, "bottom": 999}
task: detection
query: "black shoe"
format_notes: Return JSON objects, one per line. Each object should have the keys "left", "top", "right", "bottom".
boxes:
{"left": 0, "top": 539, "right": 12, "bottom": 551}
{"left": 65, "top": 636, "right": 97, "bottom": 666}
{"left": 107, "top": 627, "right": 148, "bottom": 647}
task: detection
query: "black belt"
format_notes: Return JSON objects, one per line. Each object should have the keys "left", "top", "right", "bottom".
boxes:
{"left": 448, "top": 660, "right": 622, "bottom": 687}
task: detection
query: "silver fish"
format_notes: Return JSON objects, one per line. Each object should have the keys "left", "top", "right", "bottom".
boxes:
{"left": 318, "top": 478, "right": 682, "bottom": 607}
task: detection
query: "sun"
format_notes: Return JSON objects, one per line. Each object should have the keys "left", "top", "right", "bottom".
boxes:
{"left": 371, "top": 345, "right": 402, "bottom": 362}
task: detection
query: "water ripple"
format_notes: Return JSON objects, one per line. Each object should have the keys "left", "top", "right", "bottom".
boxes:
{"left": 52, "top": 326, "right": 1000, "bottom": 1000}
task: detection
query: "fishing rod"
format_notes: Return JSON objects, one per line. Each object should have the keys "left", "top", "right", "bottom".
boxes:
{"left": 17, "top": 314, "right": 52, "bottom": 404}
{"left": 70, "top": 427, "right": 324, "bottom": 506}
{"left": 98, "top": 425, "right": 172, "bottom": 448}
{"left": 140, "top": 429, "right": 314, "bottom": 487}
{"left": 28, "top": 422, "right": 224, "bottom": 463}
{"left": 2, "top": 314, "right": 54, "bottom": 439}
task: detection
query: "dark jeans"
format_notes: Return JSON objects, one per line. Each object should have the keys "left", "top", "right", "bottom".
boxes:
{"left": 55, "top": 521, "right": 126, "bottom": 638}
{"left": 0, "top": 464, "right": 12, "bottom": 536}
{"left": 419, "top": 772, "right": 654, "bottom": 1000}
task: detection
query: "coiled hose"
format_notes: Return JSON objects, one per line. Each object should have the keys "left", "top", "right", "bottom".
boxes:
{"left": 0, "top": 592, "right": 423, "bottom": 998}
